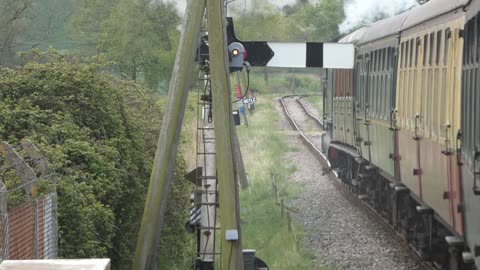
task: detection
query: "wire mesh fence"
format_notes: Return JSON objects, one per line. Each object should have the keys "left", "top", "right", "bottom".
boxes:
{"left": 0, "top": 140, "right": 58, "bottom": 262}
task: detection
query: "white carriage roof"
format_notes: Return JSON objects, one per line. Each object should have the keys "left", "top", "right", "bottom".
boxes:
{"left": 402, "top": 0, "right": 470, "bottom": 30}
{"left": 358, "top": 10, "right": 412, "bottom": 45}
{"left": 347, "top": 0, "right": 473, "bottom": 45}
{"left": 465, "top": 0, "right": 480, "bottom": 19}
{"left": 339, "top": 27, "right": 368, "bottom": 44}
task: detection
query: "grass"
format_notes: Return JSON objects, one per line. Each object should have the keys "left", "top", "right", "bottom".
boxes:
{"left": 303, "top": 95, "right": 324, "bottom": 116}
{"left": 174, "top": 72, "right": 328, "bottom": 269}
{"left": 247, "top": 69, "right": 322, "bottom": 96}
{"left": 237, "top": 90, "right": 323, "bottom": 269}
{"left": 235, "top": 70, "right": 330, "bottom": 269}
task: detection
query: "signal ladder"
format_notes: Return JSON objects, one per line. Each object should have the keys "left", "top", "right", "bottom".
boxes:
{"left": 190, "top": 68, "right": 221, "bottom": 270}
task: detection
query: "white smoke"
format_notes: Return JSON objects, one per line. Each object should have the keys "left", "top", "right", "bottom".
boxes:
{"left": 173, "top": 0, "right": 187, "bottom": 14}
{"left": 339, "top": 0, "right": 418, "bottom": 33}
{"left": 171, "top": 0, "right": 300, "bottom": 15}
{"left": 227, "top": 0, "right": 298, "bottom": 11}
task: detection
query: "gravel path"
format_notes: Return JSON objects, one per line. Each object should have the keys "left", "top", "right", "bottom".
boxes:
{"left": 276, "top": 97, "right": 425, "bottom": 270}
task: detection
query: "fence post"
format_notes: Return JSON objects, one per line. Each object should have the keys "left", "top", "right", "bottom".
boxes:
{"left": 287, "top": 212, "right": 292, "bottom": 232}
{"left": 21, "top": 139, "right": 58, "bottom": 259}
{"left": 0, "top": 142, "right": 37, "bottom": 198}
{"left": 272, "top": 173, "right": 278, "bottom": 202}
{"left": 281, "top": 200, "right": 284, "bottom": 218}
{"left": 0, "top": 181, "right": 7, "bottom": 261}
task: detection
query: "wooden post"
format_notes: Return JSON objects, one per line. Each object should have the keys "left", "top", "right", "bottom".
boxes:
{"left": 235, "top": 72, "right": 248, "bottom": 127}
{"left": 287, "top": 212, "right": 292, "bottom": 232}
{"left": 232, "top": 126, "right": 249, "bottom": 190}
{"left": 132, "top": 0, "right": 205, "bottom": 269}
{"left": 206, "top": 0, "right": 244, "bottom": 269}
{"left": 0, "top": 180, "right": 7, "bottom": 259}
{"left": 281, "top": 199, "right": 284, "bottom": 218}
{"left": 272, "top": 174, "right": 278, "bottom": 202}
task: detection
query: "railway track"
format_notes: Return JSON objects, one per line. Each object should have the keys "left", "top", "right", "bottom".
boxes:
{"left": 279, "top": 95, "right": 433, "bottom": 270}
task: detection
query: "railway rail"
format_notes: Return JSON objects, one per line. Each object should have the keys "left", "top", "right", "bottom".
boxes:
{"left": 279, "top": 95, "right": 433, "bottom": 270}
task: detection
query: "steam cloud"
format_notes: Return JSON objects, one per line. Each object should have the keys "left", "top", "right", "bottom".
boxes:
{"left": 172, "top": 0, "right": 298, "bottom": 15}
{"left": 339, "top": 0, "right": 418, "bottom": 33}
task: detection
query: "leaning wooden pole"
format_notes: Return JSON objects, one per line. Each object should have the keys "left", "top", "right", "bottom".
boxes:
{"left": 132, "top": 1, "right": 205, "bottom": 269}
{"left": 206, "top": 1, "right": 244, "bottom": 269}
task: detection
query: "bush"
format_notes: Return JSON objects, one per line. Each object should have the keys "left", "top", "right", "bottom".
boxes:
{"left": 0, "top": 50, "right": 192, "bottom": 268}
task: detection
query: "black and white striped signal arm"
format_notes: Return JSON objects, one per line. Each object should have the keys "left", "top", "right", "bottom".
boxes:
{"left": 185, "top": 193, "right": 201, "bottom": 233}
{"left": 190, "top": 203, "right": 201, "bottom": 226}
{"left": 225, "top": 17, "right": 354, "bottom": 69}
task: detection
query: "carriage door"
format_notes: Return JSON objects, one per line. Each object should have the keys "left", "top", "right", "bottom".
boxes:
{"left": 461, "top": 14, "right": 480, "bottom": 264}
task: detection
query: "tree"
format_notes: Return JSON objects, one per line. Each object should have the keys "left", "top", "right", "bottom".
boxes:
{"left": 99, "top": 0, "right": 179, "bottom": 91}
{"left": 69, "top": 0, "right": 180, "bottom": 92}
{"left": 294, "top": 0, "right": 345, "bottom": 41}
{"left": 230, "top": 0, "right": 308, "bottom": 42}
{"left": 68, "top": 0, "right": 120, "bottom": 55}
{"left": 0, "top": 0, "right": 74, "bottom": 66}
{"left": 0, "top": 0, "right": 33, "bottom": 65}
{"left": 229, "top": 0, "right": 344, "bottom": 42}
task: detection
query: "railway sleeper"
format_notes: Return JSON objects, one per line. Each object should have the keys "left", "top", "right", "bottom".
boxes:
{"left": 327, "top": 145, "right": 472, "bottom": 270}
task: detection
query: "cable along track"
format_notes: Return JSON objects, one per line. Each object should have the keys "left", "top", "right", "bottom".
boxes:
{"left": 279, "top": 95, "right": 431, "bottom": 270}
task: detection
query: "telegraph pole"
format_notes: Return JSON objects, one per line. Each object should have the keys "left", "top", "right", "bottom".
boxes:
{"left": 132, "top": 0, "right": 205, "bottom": 269}
{"left": 206, "top": 0, "right": 244, "bottom": 269}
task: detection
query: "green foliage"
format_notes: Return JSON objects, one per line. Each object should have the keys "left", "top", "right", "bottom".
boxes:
{"left": 0, "top": 50, "right": 192, "bottom": 268}
{"left": 156, "top": 155, "right": 195, "bottom": 269}
{"left": 68, "top": 0, "right": 121, "bottom": 54}
{"left": 292, "top": 0, "right": 345, "bottom": 41}
{"left": 0, "top": 0, "right": 76, "bottom": 66}
{"left": 248, "top": 69, "right": 321, "bottom": 95}
{"left": 230, "top": 0, "right": 344, "bottom": 42}
{"left": 231, "top": 0, "right": 308, "bottom": 42}
{"left": 69, "top": 0, "right": 180, "bottom": 92}
{"left": 0, "top": 0, "right": 32, "bottom": 65}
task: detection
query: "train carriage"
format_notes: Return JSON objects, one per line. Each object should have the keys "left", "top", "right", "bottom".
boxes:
{"left": 324, "top": 0, "right": 480, "bottom": 268}
{"left": 396, "top": 0, "right": 467, "bottom": 239}
{"left": 355, "top": 12, "right": 410, "bottom": 181}
{"left": 461, "top": 0, "right": 480, "bottom": 266}
{"left": 331, "top": 28, "right": 366, "bottom": 148}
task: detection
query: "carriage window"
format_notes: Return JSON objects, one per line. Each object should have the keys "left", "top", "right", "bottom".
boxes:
{"left": 415, "top": 38, "right": 420, "bottom": 67}
{"left": 444, "top": 28, "right": 450, "bottom": 65}
{"left": 401, "top": 42, "right": 405, "bottom": 68}
{"left": 467, "top": 20, "right": 474, "bottom": 64}
{"left": 368, "top": 52, "right": 375, "bottom": 72}
{"left": 429, "top": 33, "right": 434, "bottom": 66}
{"left": 436, "top": 31, "right": 442, "bottom": 65}
{"left": 476, "top": 16, "right": 480, "bottom": 63}
{"left": 410, "top": 39, "right": 414, "bottom": 67}
{"left": 387, "top": 48, "right": 390, "bottom": 71}
{"left": 387, "top": 48, "right": 391, "bottom": 69}
{"left": 382, "top": 48, "right": 386, "bottom": 71}
{"left": 405, "top": 40, "right": 410, "bottom": 68}
{"left": 423, "top": 35, "right": 428, "bottom": 66}
{"left": 377, "top": 50, "right": 380, "bottom": 71}
{"left": 471, "top": 19, "right": 476, "bottom": 64}
{"left": 376, "top": 50, "right": 380, "bottom": 71}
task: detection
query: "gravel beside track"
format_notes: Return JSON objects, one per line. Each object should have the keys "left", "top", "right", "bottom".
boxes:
{"left": 276, "top": 97, "right": 425, "bottom": 270}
